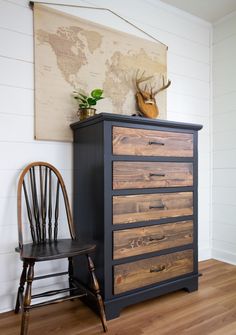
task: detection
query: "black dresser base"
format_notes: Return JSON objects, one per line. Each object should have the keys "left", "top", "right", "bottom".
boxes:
{"left": 104, "top": 274, "right": 199, "bottom": 320}
{"left": 78, "top": 274, "right": 199, "bottom": 320}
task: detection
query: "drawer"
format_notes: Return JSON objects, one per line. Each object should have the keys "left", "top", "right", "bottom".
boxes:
{"left": 114, "top": 249, "right": 193, "bottom": 294}
{"left": 113, "top": 192, "right": 193, "bottom": 225}
{"left": 113, "top": 161, "right": 193, "bottom": 189}
{"left": 113, "top": 220, "right": 193, "bottom": 259}
{"left": 113, "top": 127, "right": 193, "bottom": 157}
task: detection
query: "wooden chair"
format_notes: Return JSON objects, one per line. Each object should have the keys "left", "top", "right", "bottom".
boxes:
{"left": 14, "top": 162, "right": 107, "bottom": 335}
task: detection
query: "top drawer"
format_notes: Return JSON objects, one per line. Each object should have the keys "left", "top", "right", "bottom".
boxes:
{"left": 113, "top": 126, "right": 193, "bottom": 157}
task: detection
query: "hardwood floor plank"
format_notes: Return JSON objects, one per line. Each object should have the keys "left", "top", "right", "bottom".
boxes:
{"left": 1, "top": 259, "right": 236, "bottom": 334}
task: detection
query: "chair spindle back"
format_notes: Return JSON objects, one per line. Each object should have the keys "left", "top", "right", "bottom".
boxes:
{"left": 17, "top": 162, "right": 75, "bottom": 248}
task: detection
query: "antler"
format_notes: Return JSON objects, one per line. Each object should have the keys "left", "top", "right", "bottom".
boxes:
{"left": 136, "top": 70, "right": 153, "bottom": 95}
{"left": 135, "top": 70, "right": 155, "bottom": 101}
{"left": 152, "top": 75, "right": 171, "bottom": 96}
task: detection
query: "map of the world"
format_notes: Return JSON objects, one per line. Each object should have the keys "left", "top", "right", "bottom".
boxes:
{"left": 34, "top": 4, "right": 167, "bottom": 141}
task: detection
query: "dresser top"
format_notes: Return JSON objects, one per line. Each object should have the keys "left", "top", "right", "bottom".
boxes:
{"left": 70, "top": 112, "right": 203, "bottom": 131}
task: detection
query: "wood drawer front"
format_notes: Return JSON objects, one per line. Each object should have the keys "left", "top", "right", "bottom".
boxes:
{"left": 113, "top": 161, "right": 193, "bottom": 189}
{"left": 113, "top": 127, "right": 193, "bottom": 157}
{"left": 114, "top": 249, "right": 193, "bottom": 294}
{"left": 113, "top": 192, "right": 193, "bottom": 225}
{"left": 113, "top": 220, "right": 193, "bottom": 260}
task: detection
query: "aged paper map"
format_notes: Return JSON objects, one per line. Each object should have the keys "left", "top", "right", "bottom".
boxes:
{"left": 34, "top": 4, "right": 167, "bottom": 141}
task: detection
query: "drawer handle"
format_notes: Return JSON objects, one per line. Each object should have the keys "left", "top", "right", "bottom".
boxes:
{"left": 150, "top": 265, "right": 166, "bottom": 273}
{"left": 149, "top": 205, "right": 165, "bottom": 210}
{"left": 149, "top": 173, "right": 165, "bottom": 177}
{"left": 149, "top": 235, "right": 165, "bottom": 241}
{"left": 148, "top": 141, "right": 164, "bottom": 146}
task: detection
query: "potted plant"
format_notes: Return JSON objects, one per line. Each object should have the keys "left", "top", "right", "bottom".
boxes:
{"left": 73, "top": 88, "right": 104, "bottom": 121}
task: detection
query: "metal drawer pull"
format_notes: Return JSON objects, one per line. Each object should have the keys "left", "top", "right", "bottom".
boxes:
{"left": 149, "top": 173, "right": 165, "bottom": 177}
{"left": 149, "top": 235, "right": 165, "bottom": 241}
{"left": 149, "top": 205, "right": 165, "bottom": 209}
{"left": 150, "top": 265, "right": 166, "bottom": 273}
{"left": 148, "top": 141, "right": 164, "bottom": 146}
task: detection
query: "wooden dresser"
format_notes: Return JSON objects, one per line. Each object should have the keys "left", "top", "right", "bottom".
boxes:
{"left": 71, "top": 113, "right": 202, "bottom": 320}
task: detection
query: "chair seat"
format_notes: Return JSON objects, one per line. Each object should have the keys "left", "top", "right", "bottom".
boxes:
{"left": 16, "top": 239, "right": 96, "bottom": 262}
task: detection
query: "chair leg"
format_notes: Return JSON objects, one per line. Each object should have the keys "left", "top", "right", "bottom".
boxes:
{"left": 15, "top": 261, "right": 28, "bottom": 314}
{"left": 20, "top": 262, "right": 35, "bottom": 335}
{"left": 87, "top": 255, "right": 108, "bottom": 333}
{"left": 68, "top": 257, "right": 74, "bottom": 297}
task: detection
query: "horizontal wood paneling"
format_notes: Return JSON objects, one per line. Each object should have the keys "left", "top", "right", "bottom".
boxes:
{"left": 0, "top": 114, "right": 34, "bottom": 142}
{"left": 213, "top": 169, "right": 236, "bottom": 187}
{"left": 212, "top": 203, "right": 236, "bottom": 225}
{"left": 168, "top": 52, "right": 210, "bottom": 82}
{"left": 0, "top": 1, "right": 32, "bottom": 34}
{"left": 113, "top": 220, "right": 193, "bottom": 259}
{"left": 0, "top": 57, "right": 33, "bottom": 89}
{"left": 212, "top": 187, "right": 236, "bottom": 206}
{"left": 113, "top": 127, "right": 193, "bottom": 157}
{"left": 114, "top": 249, "right": 193, "bottom": 294}
{"left": 213, "top": 222, "right": 236, "bottom": 245}
{"left": 159, "top": 27, "right": 210, "bottom": 62}
{"left": 168, "top": 91, "right": 210, "bottom": 117}
{"left": 0, "top": 85, "right": 33, "bottom": 116}
{"left": 213, "top": 149, "right": 236, "bottom": 169}
{"left": 213, "top": 92, "right": 236, "bottom": 115}
{"left": 0, "top": 142, "right": 73, "bottom": 170}
{"left": 213, "top": 35, "right": 236, "bottom": 63}
{"left": 213, "top": 111, "right": 236, "bottom": 133}
{"left": 113, "top": 192, "right": 193, "bottom": 224}
{"left": 199, "top": 152, "right": 211, "bottom": 176}
{"left": 0, "top": 28, "right": 33, "bottom": 62}
{"left": 0, "top": 253, "right": 21, "bottom": 283}
{"left": 213, "top": 66, "right": 236, "bottom": 97}
{"left": 198, "top": 169, "right": 210, "bottom": 190}
{"left": 113, "top": 161, "right": 193, "bottom": 189}
{"left": 0, "top": 225, "right": 18, "bottom": 254}
{"left": 168, "top": 72, "right": 210, "bottom": 99}
{"left": 0, "top": 197, "right": 17, "bottom": 227}
{"left": 213, "top": 131, "right": 236, "bottom": 151}
{"left": 213, "top": 13, "right": 236, "bottom": 43}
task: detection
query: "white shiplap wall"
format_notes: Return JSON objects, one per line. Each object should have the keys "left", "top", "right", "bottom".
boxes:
{"left": 0, "top": 0, "right": 211, "bottom": 313}
{"left": 212, "top": 12, "right": 236, "bottom": 264}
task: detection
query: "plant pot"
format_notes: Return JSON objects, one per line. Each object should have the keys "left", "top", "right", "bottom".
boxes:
{"left": 78, "top": 108, "right": 96, "bottom": 121}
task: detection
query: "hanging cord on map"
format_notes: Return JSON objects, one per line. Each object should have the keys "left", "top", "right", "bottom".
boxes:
{"left": 29, "top": 1, "right": 167, "bottom": 49}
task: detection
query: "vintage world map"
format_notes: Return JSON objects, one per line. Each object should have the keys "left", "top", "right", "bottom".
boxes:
{"left": 34, "top": 4, "right": 167, "bottom": 141}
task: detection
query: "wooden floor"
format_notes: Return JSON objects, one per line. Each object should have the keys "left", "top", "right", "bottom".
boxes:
{"left": 1, "top": 259, "right": 236, "bottom": 335}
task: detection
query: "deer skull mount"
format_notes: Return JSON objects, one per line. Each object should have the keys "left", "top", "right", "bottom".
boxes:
{"left": 135, "top": 70, "right": 171, "bottom": 119}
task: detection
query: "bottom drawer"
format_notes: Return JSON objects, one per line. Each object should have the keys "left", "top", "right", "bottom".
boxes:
{"left": 114, "top": 249, "right": 193, "bottom": 294}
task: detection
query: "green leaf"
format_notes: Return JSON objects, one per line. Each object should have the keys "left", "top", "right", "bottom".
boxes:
{"left": 87, "top": 97, "right": 97, "bottom": 106}
{"left": 78, "top": 93, "right": 88, "bottom": 99}
{"left": 78, "top": 97, "right": 87, "bottom": 104}
{"left": 79, "top": 103, "right": 87, "bottom": 108}
{"left": 91, "top": 89, "right": 103, "bottom": 99}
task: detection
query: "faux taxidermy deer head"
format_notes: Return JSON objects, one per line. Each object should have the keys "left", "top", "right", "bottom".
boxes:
{"left": 135, "top": 70, "right": 171, "bottom": 119}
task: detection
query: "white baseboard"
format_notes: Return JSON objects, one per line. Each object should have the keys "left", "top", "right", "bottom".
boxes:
{"left": 199, "top": 247, "right": 211, "bottom": 261}
{"left": 212, "top": 248, "right": 236, "bottom": 266}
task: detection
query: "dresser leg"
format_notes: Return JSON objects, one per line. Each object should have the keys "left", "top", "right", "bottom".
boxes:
{"left": 184, "top": 278, "right": 198, "bottom": 293}
{"left": 104, "top": 305, "right": 122, "bottom": 320}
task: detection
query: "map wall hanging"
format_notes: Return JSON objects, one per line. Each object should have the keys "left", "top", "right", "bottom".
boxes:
{"left": 33, "top": 4, "right": 167, "bottom": 141}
